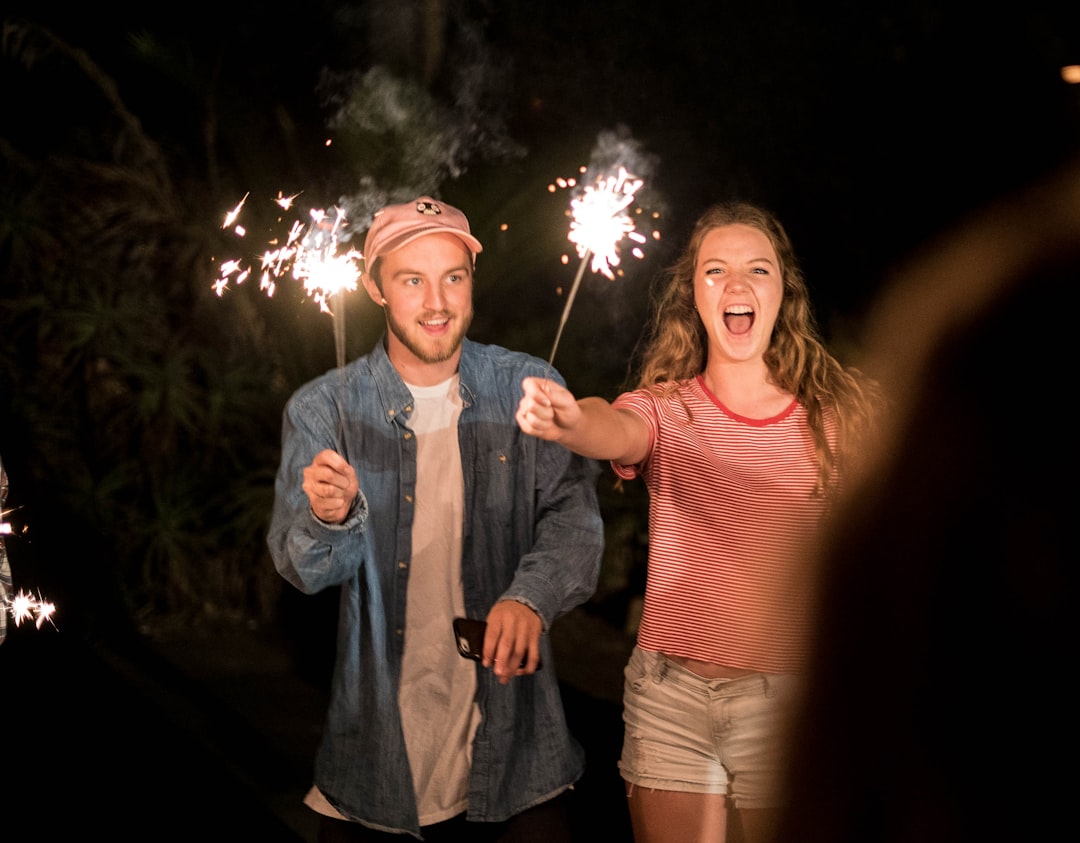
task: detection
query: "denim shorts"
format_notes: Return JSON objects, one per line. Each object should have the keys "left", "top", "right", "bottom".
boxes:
{"left": 617, "top": 647, "right": 799, "bottom": 809}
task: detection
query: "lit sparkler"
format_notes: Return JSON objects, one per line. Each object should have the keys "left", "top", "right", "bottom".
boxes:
{"left": 6, "top": 589, "right": 57, "bottom": 631}
{"left": 546, "top": 166, "right": 647, "bottom": 371}
{"left": 1, "top": 503, "right": 56, "bottom": 637}
{"left": 213, "top": 195, "right": 363, "bottom": 369}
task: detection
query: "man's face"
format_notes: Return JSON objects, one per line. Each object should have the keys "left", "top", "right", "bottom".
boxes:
{"left": 365, "top": 232, "right": 474, "bottom": 384}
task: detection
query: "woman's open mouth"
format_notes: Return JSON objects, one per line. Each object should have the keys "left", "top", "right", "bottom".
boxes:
{"left": 723, "top": 305, "right": 755, "bottom": 335}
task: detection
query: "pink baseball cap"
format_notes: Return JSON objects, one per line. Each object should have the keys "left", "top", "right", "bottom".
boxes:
{"left": 363, "top": 196, "right": 483, "bottom": 270}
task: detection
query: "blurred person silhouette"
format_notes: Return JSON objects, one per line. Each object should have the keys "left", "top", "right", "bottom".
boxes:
{"left": 268, "top": 196, "right": 604, "bottom": 842}
{"left": 768, "top": 158, "right": 1080, "bottom": 843}
{"left": 516, "top": 201, "right": 881, "bottom": 843}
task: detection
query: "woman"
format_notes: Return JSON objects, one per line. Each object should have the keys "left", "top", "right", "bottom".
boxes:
{"left": 516, "top": 201, "right": 880, "bottom": 843}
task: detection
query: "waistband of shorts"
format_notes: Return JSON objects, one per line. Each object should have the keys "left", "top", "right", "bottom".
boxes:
{"left": 635, "top": 647, "right": 796, "bottom": 698}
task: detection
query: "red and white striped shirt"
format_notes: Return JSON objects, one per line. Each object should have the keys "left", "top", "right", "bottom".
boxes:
{"left": 612, "top": 376, "right": 831, "bottom": 674}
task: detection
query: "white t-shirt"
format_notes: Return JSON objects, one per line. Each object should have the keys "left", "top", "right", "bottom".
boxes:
{"left": 304, "top": 374, "right": 478, "bottom": 825}
{"left": 398, "top": 375, "right": 478, "bottom": 824}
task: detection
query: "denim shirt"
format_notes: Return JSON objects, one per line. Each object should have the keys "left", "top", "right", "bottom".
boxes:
{"left": 267, "top": 336, "right": 604, "bottom": 837}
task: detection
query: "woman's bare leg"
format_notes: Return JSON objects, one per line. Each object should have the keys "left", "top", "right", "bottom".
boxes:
{"left": 625, "top": 782, "right": 728, "bottom": 843}
{"left": 730, "top": 807, "right": 777, "bottom": 843}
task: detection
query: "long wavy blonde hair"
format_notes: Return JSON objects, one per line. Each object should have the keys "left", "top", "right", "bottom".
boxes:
{"left": 633, "top": 201, "right": 881, "bottom": 496}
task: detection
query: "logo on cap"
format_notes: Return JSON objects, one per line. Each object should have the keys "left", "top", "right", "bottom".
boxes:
{"left": 416, "top": 201, "right": 442, "bottom": 216}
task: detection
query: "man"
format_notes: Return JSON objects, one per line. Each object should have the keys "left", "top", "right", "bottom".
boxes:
{"left": 267, "top": 196, "right": 604, "bottom": 841}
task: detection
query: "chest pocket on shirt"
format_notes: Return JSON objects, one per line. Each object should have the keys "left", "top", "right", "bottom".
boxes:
{"left": 472, "top": 443, "right": 517, "bottom": 513}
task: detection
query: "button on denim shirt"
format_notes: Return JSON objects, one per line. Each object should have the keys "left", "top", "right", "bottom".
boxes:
{"left": 267, "top": 337, "right": 604, "bottom": 836}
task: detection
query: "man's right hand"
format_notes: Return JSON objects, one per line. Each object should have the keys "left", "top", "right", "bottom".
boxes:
{"left": 302, "top": 449, "right": 358, "bottom": 524}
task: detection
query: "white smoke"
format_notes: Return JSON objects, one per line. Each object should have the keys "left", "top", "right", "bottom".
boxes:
{"left": 318, "top": 12, "right": 525, "bottom": 237}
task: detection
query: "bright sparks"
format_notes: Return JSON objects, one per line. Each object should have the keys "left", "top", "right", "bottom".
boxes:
{"left": 213, "top": 197, "right": 362, "bottom": 315}
{"left": 566, "top": 166, "right": 646, "bottom": 280}
{"left": 222, "top": 192, "right": 249, "bottom": 231}
{"left": 2, "top": 505, "right": 56, "bottom": 634}
{"left": 5, "top": 590, "right": 57, "bottom": 631}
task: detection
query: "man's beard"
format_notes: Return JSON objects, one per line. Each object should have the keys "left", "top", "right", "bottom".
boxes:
{"left": 385, "top": 304, "right": 472, "bottom": 364}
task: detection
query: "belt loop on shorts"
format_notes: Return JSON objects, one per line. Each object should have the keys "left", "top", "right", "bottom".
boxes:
{"left": 650, "top": 651, "right": 668, "bottom": 684}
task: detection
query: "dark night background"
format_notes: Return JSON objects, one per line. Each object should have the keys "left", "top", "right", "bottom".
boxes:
{"left": 1, "top": 2, "right": 1078, "bottom": 840}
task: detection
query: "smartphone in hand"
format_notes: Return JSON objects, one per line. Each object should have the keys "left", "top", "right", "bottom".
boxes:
{"left": 452, "top": 617, "right": 542, "bottom": 670}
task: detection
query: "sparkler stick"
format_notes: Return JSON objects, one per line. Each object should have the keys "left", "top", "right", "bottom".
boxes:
{"left": 332, "top": 290, "right": 347, "bottom": 371}
{"left": 214, "top": 195, "right": 361, "bottom": 456}
{"left": 286, "top": 207, "right": 357, "bottom": 454}
{"left": 292, "top": 206, "right": 359, "bottom": 371}
{"left": 545, "top": 255, "right": 591, "bottom": 373}
{"left": 545, "top": 166, "right": 646, "bottom": 377}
